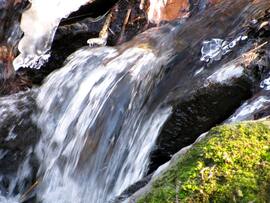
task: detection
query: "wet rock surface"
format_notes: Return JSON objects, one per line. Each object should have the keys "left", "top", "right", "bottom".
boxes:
{"left": 0, "top": 91, "right": 39, "bottom": 171}
{"left": 227, "top": 90, "right": 270, "bottom": 122}
{"left": 0, "top": 91, "right": 40, "bottom": 200}
{"left": 0, "top": 0, "right": 30, "bottom": 95}
{"left": 148, "top": 79, "right": 252, "bottom": 173}
{"left": 146, "top": 0, "right": 270, "bottom": 173}
{"left": 112, "top": 174, "right": 153, "bottom": 203}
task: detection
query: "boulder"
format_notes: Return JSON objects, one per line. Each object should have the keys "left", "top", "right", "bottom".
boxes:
{"left": 130, "top": 120, "right": 270, "bottom": 202}
{"left": 146, "top": 0, "right": 270, "bottom": 173}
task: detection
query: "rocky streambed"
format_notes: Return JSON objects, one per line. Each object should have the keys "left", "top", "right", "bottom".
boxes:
{"left": 0, "top": 0, "right": 270, "bottom": 202}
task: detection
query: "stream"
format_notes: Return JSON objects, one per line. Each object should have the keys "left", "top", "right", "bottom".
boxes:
{"left": 0, "top": 0, "right": 270, "bottom": 203}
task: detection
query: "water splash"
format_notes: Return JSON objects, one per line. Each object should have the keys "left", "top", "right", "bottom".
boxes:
{"left": 0, "top": 196, "right": 18, "bottom": 203}
{"left": 13, "top": 0, "right": 93, "bottom": 70}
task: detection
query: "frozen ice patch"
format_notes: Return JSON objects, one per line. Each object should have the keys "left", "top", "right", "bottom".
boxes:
{"left": 14, "top": 0, "right": 93, "bottom": 70}
{"left": 5, "top": 127, "right": 17, "bottom": 141}
{"left": 200, "top": 36, "right": 247, "bottom": 63}
{"left": 206, "top": 63, "right": 244, "bottom": 85}
{"left": 260, "top": 77, "right": 270, "bottom": 90}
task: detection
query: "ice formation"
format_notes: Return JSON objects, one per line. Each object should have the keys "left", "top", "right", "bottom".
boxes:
{"left": 13, "top": 0, "right": 93, "bottom": 70}
{"left": 200, "top": 35, "right": 248, "bottom": 63}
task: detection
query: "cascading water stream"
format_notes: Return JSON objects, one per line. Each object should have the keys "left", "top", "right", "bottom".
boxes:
{"left": 3, "top": 0, "right": 269, "bottom": 202}
{"left": 33, "top": 44, "right": 172, "bottom": 203}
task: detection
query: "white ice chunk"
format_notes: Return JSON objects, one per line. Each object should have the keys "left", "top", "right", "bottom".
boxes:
{"left": 13, "top": 0, "right": 93, "bottom": 70}
{"left": 260, "top": 76, "right": 270, "bottom": 90}
{"left": 200, "top": 35, "right": 248, "bottom": 63}
{"left": 200, "top": 38, "right": 224, "bottom": 62}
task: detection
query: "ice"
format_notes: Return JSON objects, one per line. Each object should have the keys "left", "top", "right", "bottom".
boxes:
{"left": 260, "top": 76, "right": 270, "bottom": 90}
{"left": 200, "top": 35, "right": 248, "bottom": 63}
{"left": 13, "top": 0, "right": 93, "bottom": 70}
{"left": 200, "top": 38, "right": 224, "bottom": 62}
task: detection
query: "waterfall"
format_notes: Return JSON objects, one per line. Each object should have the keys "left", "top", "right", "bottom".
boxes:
{"left": 4, "top": 0, "right": 263, "bottom": 202}
{"left": 32, "top": 44, "right": 172, "bottom": 202}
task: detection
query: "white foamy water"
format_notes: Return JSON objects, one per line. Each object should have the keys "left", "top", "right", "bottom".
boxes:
{"left": 13, "top": 0, "right": 93, "bottom": 70}
{"left": 0, "top": 196, "right": 18, "bottom": 203}
{"left": 33, "top": 44, "right": 172, "bottom": 203}
{"left": 227, "top": 96, "right": 270, "bottom": 122}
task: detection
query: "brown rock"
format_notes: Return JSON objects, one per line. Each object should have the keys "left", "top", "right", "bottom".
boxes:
{"left": 148, "top": 0, "right": 190, "bottom": 23}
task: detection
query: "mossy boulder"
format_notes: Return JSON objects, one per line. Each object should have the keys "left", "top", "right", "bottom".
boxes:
{"left": 138, "top": 121, "right": 270, "bottom": 203}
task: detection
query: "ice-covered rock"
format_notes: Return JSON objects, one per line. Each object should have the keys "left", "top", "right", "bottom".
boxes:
{"left": 13, "top": 0, "right": 93, "bottom": 70}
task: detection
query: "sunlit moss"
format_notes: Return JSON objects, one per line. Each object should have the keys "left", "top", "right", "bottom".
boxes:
{"left": 138, "top": 121, "right": 270, "bottom": 203}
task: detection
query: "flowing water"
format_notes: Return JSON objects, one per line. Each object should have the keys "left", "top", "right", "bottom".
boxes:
{"left": 2, "top": 0, "right": 270, "bottom": 202}
{"left": 3, "top": 0, "right": 180, "bottom": 202}
{"left": 33, "top": 43, "right": 172, "bottom": 203}
{"left": 1, "top": 42, "right": 173, "bottom": 202}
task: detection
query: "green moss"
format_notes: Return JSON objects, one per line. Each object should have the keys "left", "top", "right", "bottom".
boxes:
{"left": 138, "top": 122, "right": 270, "bottom": 203}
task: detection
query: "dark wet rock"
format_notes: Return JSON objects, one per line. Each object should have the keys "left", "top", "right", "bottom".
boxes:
{"left": 0, "top": 91, "right": 39, "bottom": 174}
{"left": 0, "top": 72, "right": 32, "bottom": 96}
{"left": 143, "top": 0, "right": 270, "bottom": 174}
{"left": 0, "top": 0, "right": 30, "bottom": 92}
{"left": 0, "top": 91, "right": 40, "bottom": 197}
{"left": 108, "top": 0, "right": 151, "bottom": 45}
{"left": 60, "top": 0, "right": 119, "bottom": 25}
{"left": 112, "top": 174, "right": 153, "bottom": 203}
{"left": 247, "top": 9, "right": 270, "bottom": 39}
{"left": 148, "top": 78, "right": 252, "bottom": 173}
{"left": 0, "top": 0, "right": 28, "bottom": 47}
